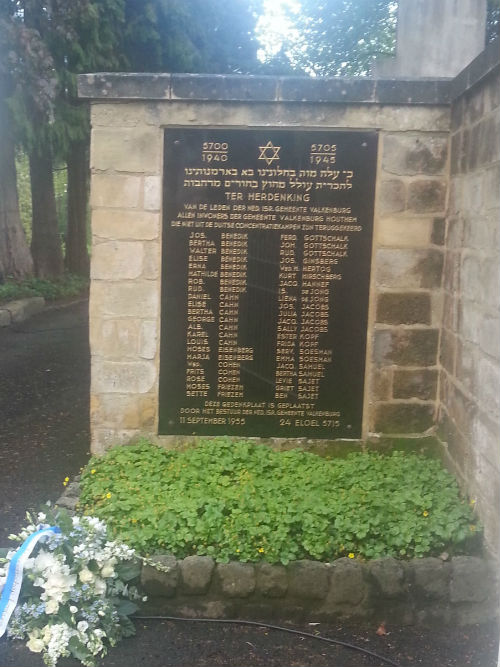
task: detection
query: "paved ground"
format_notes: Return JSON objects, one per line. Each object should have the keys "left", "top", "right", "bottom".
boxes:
{"left": 0, "top": 300, "right": 498, "bottom": 667}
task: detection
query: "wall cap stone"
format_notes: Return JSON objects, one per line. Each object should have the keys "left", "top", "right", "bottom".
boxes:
{"left": 78, "top": 72, "right": 452, "bottom": 106}
{"left": 451, "top": 37, "right": 500, "bottom": 100}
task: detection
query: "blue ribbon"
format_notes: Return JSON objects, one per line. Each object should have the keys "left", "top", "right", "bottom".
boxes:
{"left": 0, "top": 526, "right": 61, "bottom": 637}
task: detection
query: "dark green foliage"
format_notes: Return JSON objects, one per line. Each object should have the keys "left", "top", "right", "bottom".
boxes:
{"left": 80, "top": 439, "right": 480, "bottom": 564}
{"left": 0, "top": 273, "right": 88, "bottom": 304}
{"left": 123, "top": 0, "right": 262, "bottom": 73}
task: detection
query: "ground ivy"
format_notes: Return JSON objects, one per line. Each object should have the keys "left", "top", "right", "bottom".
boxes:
{"left": 79, "top": 439, "right": 481, "bottom": 564}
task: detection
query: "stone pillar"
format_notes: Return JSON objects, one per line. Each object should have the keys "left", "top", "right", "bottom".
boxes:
{"left": 375, "top": 0, "right": 487, "bottom": 78}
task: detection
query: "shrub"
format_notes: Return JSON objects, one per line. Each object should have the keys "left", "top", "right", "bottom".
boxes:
{"left": 79, "top": 439, "right": 480, "bottom": 564}
{"left": 0, "top": 275, "right": 88, "bottom": 305}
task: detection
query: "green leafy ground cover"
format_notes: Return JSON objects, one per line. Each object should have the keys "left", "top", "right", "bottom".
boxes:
{"left": 0, "top": 275, "right": 88, "bottom": 305}
{"left": 79, "top": 439, "right": 480, "bottom": 564}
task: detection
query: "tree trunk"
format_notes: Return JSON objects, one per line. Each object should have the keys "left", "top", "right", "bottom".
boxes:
{"left": 29, "top": 145, "right": 64, "bottom": 278}
{"left": 65, "top": 139, "right": 90, "bottom": 276}
{"left": 0, "top": 95, "right": 34, "bottom": 281}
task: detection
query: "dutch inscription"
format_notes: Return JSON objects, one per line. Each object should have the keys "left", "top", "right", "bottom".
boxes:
{"left": 160, "top": 129, "right": 377, "bottom": 438}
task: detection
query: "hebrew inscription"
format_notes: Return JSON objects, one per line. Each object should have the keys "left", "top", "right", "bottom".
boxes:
{"left": 159, "top": 129, "right": 377, "bottom": 438}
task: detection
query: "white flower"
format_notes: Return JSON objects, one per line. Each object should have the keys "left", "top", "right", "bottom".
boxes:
{"left": 78, "top": 567, "right": 95, "bottom": 584}
{"left": 45, "top": 599, "right": 59, "bottom": 615}
{"left": 94, "top": 577, "right": 106, "bottom": 595}
{"left": 71, "top": 516, "right": 80, "bottom": 527}
{"left": 98, "top": 610, "right": 105, "bottom": 617}
{"left": 100, "top": 558, "right": 117, "bottom": 578}
{"left": 77, "top": 621, "right": 89, "bottom": 633}
{"left": 69, "top": 605, "right": 78, "bottom": 614}
{"left": 27, "top": 636, "right": 45, "bottom": 653}
{"left": 43, "top": 571, "right": 77, "bottom": 602}
{"left": 37, "top": 512, "right": 47, "bottom": 522}
{"left": 33, "top": 550, "right": 59, "bottom": 574}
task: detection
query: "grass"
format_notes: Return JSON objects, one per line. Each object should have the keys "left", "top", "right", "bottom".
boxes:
{"left": 0, "top": 275, "right": 89, "bottom": 306}
{"left": 79, "top": 438, "right": 481, "bottom": 564}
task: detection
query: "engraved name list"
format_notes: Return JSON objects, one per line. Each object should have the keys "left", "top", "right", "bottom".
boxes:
{"left": 159, "top": 129, "right": 377, "bottom": 439}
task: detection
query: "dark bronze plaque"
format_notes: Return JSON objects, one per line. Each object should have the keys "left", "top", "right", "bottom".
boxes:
{"left": 159, "top": 128, "right": 377, "bottom": 439}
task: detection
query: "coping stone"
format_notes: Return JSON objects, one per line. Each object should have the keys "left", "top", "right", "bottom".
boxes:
{"left": 78, "top": 72, "right": 452, "bottom": 106}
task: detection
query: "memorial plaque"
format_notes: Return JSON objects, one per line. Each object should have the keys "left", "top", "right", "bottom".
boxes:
{"left": 159, "top": 128, "right": 377, "bottom": 439}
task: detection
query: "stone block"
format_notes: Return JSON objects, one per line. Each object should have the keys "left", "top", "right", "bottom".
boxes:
{"left": 256, "top": 563, "right": 288, "bottom": 598}
{"left": 450, "top": 132, "right": 463, "bottom": 176}
{"left": 481, "top": 258, "right": 500, "bottom": 310}
{"left": 91, "top": 393, "right": 156, "bottom": 429}
{"left": 91, "top": 174, "right": 141, "bottom": 208}
{"left": 90, "top": 318, "right": 141, "bottom": 358}
{"left": 368, "top": 558, "right": 407, "bottom": 598}
{"left": 179, "top": 556, "right": 215, "bottom": 595}
{"left": 287, "top": 560, "right": 329, "bottom": 600}
{"left": 92, "top": 360, "right": 156, "bottom": 394}
{"left": 90, "top": 281, "right": 159, "bottom": 319}
{"left": 376, "top": 217, "right": 433, "bottom": 248}
{"left": 410, "top": 558, "right": 449, "bottom": 600}
{"left": 407, "top": 180, "right": 446, "bottom": 213}
{"left": 479, "top": 316, "right": 500, "bottom": 361}
{"left": 91, "top": 101, "right": 148, "bottom": 127}
{"left": 374, "top": 403, "right": 435, "bottom": 434}
{"left": 458, "top": 299, "right": 483, "bottom": 345}
{"left": 439, "top": 329, "right": 456, "bottom": 375}
{"left": 140, "top": 320, "right": 158, "bottom": 360}
{"left": 376, "top": 249, "right": 443, "bottom": 289}
{"left": 91, "top": 127, "right": 161, "bottom": 173}
{"left": 476, "top": 357, "right": 500, "bottom": 418}
{"left": 476, "top": 115, "right": 500, "bottom": 167}
{"left": 141, "top": 555, "right": 178, "bottom": 597}
{"left": 144, "top": 176, "right": 162, "bottom": 211}
{"left": 377, "top": 292, "right": 431, "bottom": 325}
{"left": 327, "top": 558, "right": 366, "bottom": 605}
{"left": 442, "top": 293, "right": 458, "bottom": 331}
{"left": 484, "top": 164, "right": 500, "bottom": 210}
{"left": 6, "top": 297, "right": 45, "bottom": 324}
{"left": 393, "top": 369, "right": 438, "bottom": 400}
{"left": 371, "top": 368, "right": 392, "bottom": 401}
{"left": 431, "top": 217, "right": 446, "bottom": 246}
{"left": 141, "top": 241, "right": 161, "bottom": 280}
{"left": 461, "top": 253, "right": 482, "bottom": 301}
{"left": 92, "top": 210, "right": 160, "bottom": 241}
{"left": 450, "top": 557, "right": 491, "bottom": 603}
{"left": 217, "top": 562, "right": 255, "bottom": 598}
{"left": 374, "top": 328, "right": 439, "bottom": 367}
{"left": 382, "top": 133, "right": 448, "bottom": 176}
{"left": 377, "top": 180, "right": 406, "bottom": 214}
{"left": 91, "top": 427, "right": 141, "bottom": 455}
{"left": 91, "top": 241, "right": 144, "bottom": 280}
{"left": 56, "top": 495, "right": 78, "bottom": 511}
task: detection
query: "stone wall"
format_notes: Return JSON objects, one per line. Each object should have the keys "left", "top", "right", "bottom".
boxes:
{"left": 139, "top": 554, "right": 495, "bottom": 627}
{"left": 79, "top": 74, "right": 450, "bottom": 454}
{"left": 439, "top": 42, "right": 500, "bottom": 556}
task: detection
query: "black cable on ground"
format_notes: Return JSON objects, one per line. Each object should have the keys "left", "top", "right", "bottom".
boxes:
{"left": 132, "top": 615, "right": 402, "bottom": 667}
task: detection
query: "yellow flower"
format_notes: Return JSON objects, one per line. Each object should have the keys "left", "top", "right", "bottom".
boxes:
{"left": 131, "top": 518, "right": 138, "bottom": 523}
{"left": 469, "top": 498, "right": 476, "bottom": 506}
{"left": 423, "top": 510, "right": 429, "bottom": 517}
{"left": 106, "top": 492, "right": 112, "bottom": 499}
{"left": 91, "top": 469, "right": 96, "bottom": 475}
{"left": 258, "top": 547, "right": 265, "bottom": 553}
{"left": 63, "top": 476, "right": 69, "bottom": 486}
{"left": 348, "top": 553, "right": 355, "bottom": 559}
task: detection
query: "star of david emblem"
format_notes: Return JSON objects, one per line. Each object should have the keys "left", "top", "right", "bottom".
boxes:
{"left": 258, "top": 141, "right": 281, "bottom": 165}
